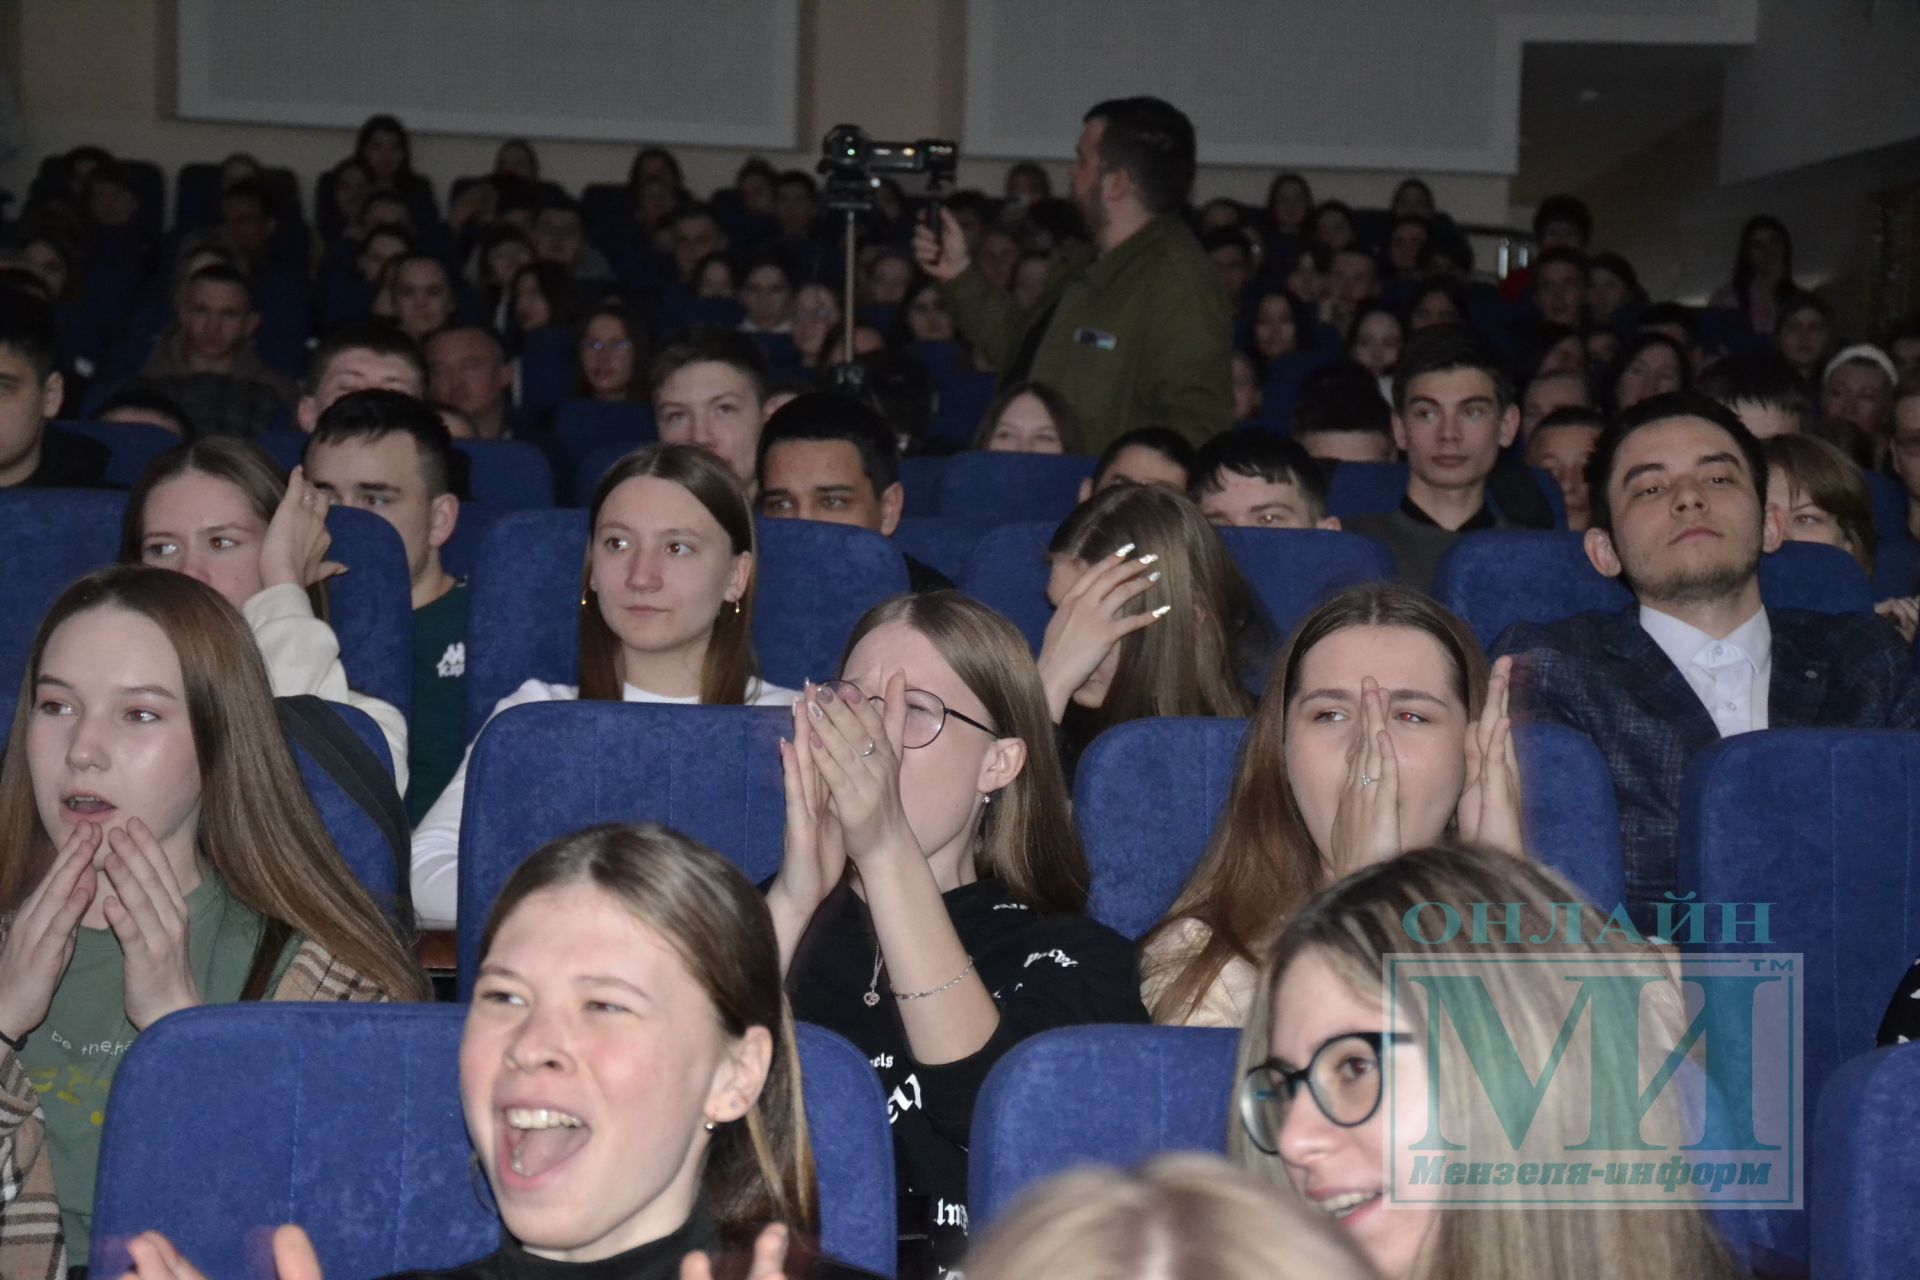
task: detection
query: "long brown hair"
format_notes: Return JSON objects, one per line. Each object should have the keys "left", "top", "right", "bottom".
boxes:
{"left": 0, "top": 567, "right": 425, "bottom": 1001}
{"left": 1049, "top": 485, "right": 1266, "bottom": 744}
{"left": 477, "top": 823, "right": 817, "bottom": 1254}
{"left": 1141, "top": 584, "right": 1485, "bottom": 1023}
{"left": 1231, "top": 845, "right": 1741, "bottom": 1280}
{"left": 841, "top": 592, "right": 1088, "bottom": 914}
{"left": 578, "top": 444, "right": 758, "bottom": 704}
{"left": 120, "top": 436, "right": 329, "bottom": 619}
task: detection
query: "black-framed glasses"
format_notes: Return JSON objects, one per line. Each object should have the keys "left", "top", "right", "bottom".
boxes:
{"left": 816, "top": 679, "right": 995, "bottom": 750}
{"left": 1238, "top": 1030, "right": 1413, "bottom": 1154}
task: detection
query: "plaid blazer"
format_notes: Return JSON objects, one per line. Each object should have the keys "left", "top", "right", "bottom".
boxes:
{"left": 1494, "top": 606, "right": 1920, "bottom": 914}
{"left": 0, "top": 939, "right": 392, "bottom": 1280}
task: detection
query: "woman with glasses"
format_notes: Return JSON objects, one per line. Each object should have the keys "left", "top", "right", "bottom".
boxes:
{"left": 574, "top": 303, "right": 650, "bottom": 403}
{"left": 771, "top": 592, "right": 1148, "bottom": 1279}
{"left": 1228, "top": 844, "right": 1743, "bottom": 1280}
{"left": 409, "top": 445, "right": 797, "bottom": 929}
{"left": 1141, "top": 585, "right": 1521, "bottom": 1028}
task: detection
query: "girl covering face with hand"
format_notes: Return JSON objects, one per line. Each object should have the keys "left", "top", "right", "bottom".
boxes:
{"left": 769, "top": 593, "right": 1147, "bottom": 1279}
{"left": 0, "top": 567, "right": 424, "bottom": 1276}
{"left": 1141, "top": 584, "right": 1522, "bottom": 1029}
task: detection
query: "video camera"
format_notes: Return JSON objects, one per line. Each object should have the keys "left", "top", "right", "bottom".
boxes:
{"left": 817, "top": 124, "right": 957, "bottom": 213}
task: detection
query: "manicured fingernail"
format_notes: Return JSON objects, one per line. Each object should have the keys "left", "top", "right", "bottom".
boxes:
{"left": 1151, "top": 604, "right": 1172, "bottom": 618}
{"left": 1113, "top": 542, "right": 1136, "bottom": 558}
{"left": 807, "top": 700, "right": 824, "bottom": 720}
{"left": 840, "top": 685, "right": 862, "bottom": 705}
{"left": 1137, "top": 553, "right": 1159, "bottom": 566}
{"left": 1146, "top": 570, "right": 1162, "bottom": 583}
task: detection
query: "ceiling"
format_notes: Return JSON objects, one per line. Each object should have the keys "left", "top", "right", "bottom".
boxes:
{"left": 1514, "top": 41, "right": 1732, "bottom": 202}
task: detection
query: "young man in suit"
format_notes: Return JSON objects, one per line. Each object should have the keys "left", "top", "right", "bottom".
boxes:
{"left": 1494, "top": 391, "right": 1920, "bottom": 919}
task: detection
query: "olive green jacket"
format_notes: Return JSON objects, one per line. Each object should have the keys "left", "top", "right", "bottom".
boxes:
{"left": 943, "top": 214, "right": 1233, "bottom": 451}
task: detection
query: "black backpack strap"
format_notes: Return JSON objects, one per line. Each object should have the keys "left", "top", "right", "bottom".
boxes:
{"left": 276, "top": 694, "right": 417, "bottom": 937}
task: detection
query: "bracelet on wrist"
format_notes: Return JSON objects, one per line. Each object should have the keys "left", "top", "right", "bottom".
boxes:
{"left": 894, "top": 955, "right": 976, "bottom": 1001}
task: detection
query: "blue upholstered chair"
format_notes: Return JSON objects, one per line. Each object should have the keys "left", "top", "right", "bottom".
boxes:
{"left": 454, "top": 701, "right": 789, "bottom": 984}
{"left": 968, "top": 1025, "right": 1239, "bottom": 1229}
{"left": 1865, "top": 471, "right": 1910, "bottom": 549}
{"left": 551, "top": 400, "right": 656, "bottom": 503}
{"left": 289, "top": 700, "right": 403, "bottom": 916}
{"left": 955, "top": 522, "right": 1054, "bottom": 651}
{"left": 1324, "top": 460, "right": 1567, "bottom": 527}
{"left": 517, "top": 327, "right": 581, "bottom": 420}
{"left": 891, "top": 517, "right": 981, "bottom": 583}
{"left": 897, "top": 456, "right": 949, "bottom": 517}
{"left": 0, "top": 488, "right": 126, "bottom": 693}
{"left": 454, "top": 439, "right": 556, "bottom": 510}
{"left": 1437, "top": 531, "right": 1875, "bottom": 650}
{"left": 935, "top": 453, "right": 1094, "bottom": 528}
{"left": 1678, "top": 729, "right": 1920, "bottom": 1261}
{"left": 1811, "top": 1044, "right": 1920, "bottom": 1279}
{"left": 90, "top": 1006, "right": 898, "bottom": 1278}
{"left": 1071, "top": 716, "right": 1625, "bottom": 942}
{"left": 48, "top": 419, "right": 177, "bottom": 487}
{"left": 319, "top": 506, "right": 415, "bottom": 720}
{"left": 462, "top": 511, "right": 907, "bottom": 738}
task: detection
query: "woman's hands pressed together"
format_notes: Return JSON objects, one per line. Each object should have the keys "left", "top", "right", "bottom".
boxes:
{"left": 1035, "top": 546, "right": 1167, "bottom": 721}
{"left": 1456, "top": 655, "right": 1525, "bottom": 858}
{"left": 259, "top": 466, "right": 347, "bottom": 592}
{"left": 798, "top": 675, "right": 918, "bottom": 865}
{"left": 119, "top": 1225, "right": 323, "bottom": 1280}
{"left": 101, "top": 818, "right": 203, "bottom": 1031}
{"left": 0, "top": 822, "right": 100, "bottom": 1047}
{"left": 1324, "top": 676, "right": 1402, "bottom": 878}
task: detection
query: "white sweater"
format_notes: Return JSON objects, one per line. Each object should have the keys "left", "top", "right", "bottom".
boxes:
{"left": 408, "top": 675, "right": 799, "bottom": 929}
{"left": 242, "top": 583, "right": 410, "bottom": 794}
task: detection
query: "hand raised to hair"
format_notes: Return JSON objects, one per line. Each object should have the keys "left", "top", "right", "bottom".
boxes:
{"left": 259, "top": 466, "right": 347, "bottom": 592}
{"left": 1456, "top": 656, "right": 1525, "bottom": 858}
{"left": 0, "top": 822, "right": 100, "bottom": 1048}
{"left": 1323, "top": 678, "right": 1402, "bottom": 879}
{"left": 1035, "top": 548, "right": 1167, "bottom": 721}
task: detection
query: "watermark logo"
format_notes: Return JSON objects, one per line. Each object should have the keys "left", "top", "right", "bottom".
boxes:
{"left": 1382, "top": 948, "right": 1802, "bottom": 1208}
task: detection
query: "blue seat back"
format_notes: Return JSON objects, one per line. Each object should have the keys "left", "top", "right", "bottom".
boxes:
{"left": 51, "top": 419, "right": 177, "bottom": 487}
{"left": 438, "top": 503, "right": 498, "bottom": 580}
{"left": 898, "top": 456, "right": 948, "bottom": 516}
{"left": 517, "top": 327, "right": 580, "bottom": 419}
{"left": 1866, "top": 472, "right": 1910, "bottom": 549}
{"left": 968, "top": 1025, "right": 1239, "bottom": 1229}
{"left": 90, "top": 1006, "right": 898, "bottom": 1279}
{"left": 1326, "top": 460, "right": 1566, "bottom": 526}
{"left": 551, "top": 399, "right": 657, "bottom": 504}
{"left": 0, "top": 488, "right": 127, "bottom": 692}
{"left": 322, "top": 506, "right": 415, "bottom": 720}
{"left": 936, "top": 453, "right": 1094, "bottom": 528}
{"left": 289, "top": 700, "right": 402, "bottom": 918}
{"left": 955, "top": 522, "right": 1054, "bottom": 651}
{"left": 1678, "top": 729, "right": 1920, "bottom": 1261}
{"left": 455, "top": 439, "right": 556, "bottom": 510}
{"left": 1437, "top": 531, "right": 1874, "bottom": 650}
{"left": 891, "top": 517, "right": 982, "bottom": 583}
{"left": 1811, "top": 1044, "right": 1920, "bottom": 1280}
{"left": 456, "top": 701, "right": 789, "bottom": 982}
{"left": 463, "top": 511, "right": 906, "bottom": 737}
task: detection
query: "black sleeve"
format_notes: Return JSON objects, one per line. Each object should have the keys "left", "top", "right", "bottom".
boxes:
{"left": 911, "top": 915, "right": 1149, "bottom": 1145}
{"left": 1879, "top": 954, "right": 1920, "bottom": 1046}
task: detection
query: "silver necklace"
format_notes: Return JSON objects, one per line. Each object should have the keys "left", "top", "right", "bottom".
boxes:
{"left": 865, "top": 944, "right": 883, "bottom": 1007}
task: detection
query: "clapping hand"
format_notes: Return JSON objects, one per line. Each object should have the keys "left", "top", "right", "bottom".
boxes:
{"left": 771, "top": 689, "right": 850, "bottom": 924}
{"left": 680, "top": 1223, "right": 789, "bottom": 1280}
{"left": 1456, "top": 656, "right": 1525, "bottom": 858}
{"left": 802, "top": 674, "right": 918, "bottom": 865}
{"left": 120, "top": 1225, "right": 323, "bottom": 1280}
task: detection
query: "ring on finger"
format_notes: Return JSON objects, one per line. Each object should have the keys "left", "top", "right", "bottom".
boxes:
{"left": 859, "top": 739, "right": 876, "bottom": 758}
{"left": 1358, "top": 774, "right": 1376, "bottom": 787}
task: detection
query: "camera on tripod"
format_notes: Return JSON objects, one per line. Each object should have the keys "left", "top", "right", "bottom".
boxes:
{"left": 817, "top": 124, "right": 957, "bottom": 213}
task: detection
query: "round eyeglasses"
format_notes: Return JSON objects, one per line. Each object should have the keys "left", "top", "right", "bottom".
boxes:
{"left": 1237, "top": 1030, "right": 1412, "bottom": 1155}
{"left": 581, "top": 338, "right": 634, "bottom": 353}
{"left": 815, "top": 679, "right": 996, "bottom": 750}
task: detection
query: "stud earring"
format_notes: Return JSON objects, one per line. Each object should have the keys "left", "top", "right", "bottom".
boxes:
{"left": 731, "top": 598, "right": 742, "bottom": 615}
{"left": 703, "top": 1119, "right": 717, "bottom": 1133}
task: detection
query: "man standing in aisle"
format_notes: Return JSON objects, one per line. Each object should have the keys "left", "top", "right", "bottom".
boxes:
{"left": 916, "top": 97, "right": 1232, "bottom": 451}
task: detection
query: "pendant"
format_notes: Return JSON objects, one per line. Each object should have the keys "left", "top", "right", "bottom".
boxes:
{"left": 864, "top": 991, "right": 880, "bottom": 1007}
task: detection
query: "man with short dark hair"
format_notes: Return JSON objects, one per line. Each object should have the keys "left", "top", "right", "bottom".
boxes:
{"left": 1696, "top": 351, "right": 1811, "bottom": 439}
{"left": 1079, "top": 426, "right": 1196, "bottom": 501}
{"left": 0, "top": 287, "right": 109, "bottom": 487}
{"left": 1529, "top": 246, "right": 1588, "bottom": 329}
{"left": 1520, "top": 368, "right": 1593, "bottom": 440}
{"left": 1341, "top": 325, "right": 1553, "bottom": 589}
{"left": 1501, "top": 193, "right": 1592, "bottom": 304}
{"left": 1202, "top": 227, "right": 1254, "bottom": 315}
{"left": 755, "top": 391, "right": 952, "bottom": 592}
{"left": 668, "top": 205, "right": 729, "bottom": 286}
{"left": 1525, "top": 405, "right": 1606, "bottom": 531}
{"left": 218, "top": 181, "right": 277, "bottom": 275}
{"left": 1496, "top": 391, "right": 1920, "bottom": 916}
{"left": 1292, "top": 361, "right": 1398, "bottom": 464}
{"left": 917, "top": 96, "right": 1232, "bottom": 449}
{"left": 426, "top": 324, "right": 515, "bottom": 440}
{"left": 1189, "top": 429, "right": 1339, "bottom": 529}
{"left": 304, "top": 388, "right": 468, "bottom": 822}
{"left": 651, "top": 326, "right": 770, "bottom": 490}
{"left": 141, "top": 263, "right": 297, "bottom": 405}
{"left": 298, "top": 320, "right": 428, "bottom": 432}
{"left": 1322, "top": 244, "right": 1380, "bottom": 338}
{"left": 531, "top": 195, "right": 613, "bottom": 285}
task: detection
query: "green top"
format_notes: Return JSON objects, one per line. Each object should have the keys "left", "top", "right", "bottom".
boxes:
{"left": 19, "top": 874, "right": 291, "bottom": 1262}
{"left": 407, "top": 580, "right": 470, "bottom": 825}
{"left": 942, "top": 214, "right": 1234, "bottom": 451}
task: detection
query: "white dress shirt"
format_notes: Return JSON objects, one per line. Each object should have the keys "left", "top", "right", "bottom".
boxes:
{"left": 1639, "top": 605, "right": 1773, "bottom": 738}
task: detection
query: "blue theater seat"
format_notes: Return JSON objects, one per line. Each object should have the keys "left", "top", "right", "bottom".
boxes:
{"left": 90, "top": 1005, "right": 898, "bottom": 1278}
{"left": 552, "top": 399, "right": 657, "bottom": 502}
{"left": 517, "top": 327, "right": 580, "bottom": 421}
{"left": 1326, "top": 460, "right": 1566, "bottom": 527}
{"left": 462, "top": 511, "right": 908, "bottom": 738}
{"left": 891, "top": 517, "right": 983, "bottom": 584}
{"left": 318, "top": 506, "right": 415, "bottom": 720}
{"left": 0, "top": 489, "right": 128, "bottom": 691}
{"left": 935, "top": 453, "right": 1094, "bottom": 528}
{"left": 1437, "top": 531, "right": 1875, "bottom": 651}
{"left": 454, "top": 439, "right": 556, "bottom": 510}
{"left": 52, "top": 419, "right": 178, "bottom": 487}
{"left": 897, "top": 456, "right": 949, "bottom": 517}
{"left": 1811, "top": 1044, "right": 1920, "bottom": 1279}
{"left": 968, "top": 1025, "right": 1238, "bottom": 1229}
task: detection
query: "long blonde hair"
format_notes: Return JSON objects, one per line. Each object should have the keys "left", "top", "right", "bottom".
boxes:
{"left": 841, "top": 591, "right": 1089, "bottom": 915}
{"left": 477, "top": 823, "right": 817, "bottom": 1255}
{"left": 578, "top": 444, "right": 758, "bottom": 704}
{"left": 960, "top": 1154, "right": 1375, "bottom": 1280}
{"left": 1229, "top": 845, "right": 1741, "bottom": 1280}
{"left": 1049, "top": 485, "right": 1267, "bottom": 743}
{"left": 0, "top": 567, "right": 426, "bottom": 1001}
{"left": 1141, "top": 584, "right": 1486, "bottom": 1024}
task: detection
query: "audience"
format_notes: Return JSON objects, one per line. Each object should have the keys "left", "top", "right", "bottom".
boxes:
{"left": 1292, "top": 361, "right": 1399, "bottom": 464}
{"left": 384, "top": 253, "right": 459, "bottom": 343}
{"left": 1188, "top": 429, "right": 1339, "bottom": 530}
{"left": 1495, "top": 392, "right": 1920, "bottom": 919}
{"left": 410, "top": 444, "right": 796, "bottom": 929}
{"left": 755, "top": 392, "right": 953, "bottom": 592}
{"left": 0, "top": 567, "right": 425, "bottom": 1273}
{"left": 974, "top": 380, "right": 1079, "bottom": 454}
{"left": 1894, "top": 378, "right": 1920, "bottom": 541}
{"left": 772, "top": 592, "right": 1148, "bottom": 1276}
{"left": 1695, "top": 349, "right": 1810, "bottom": 439}
{"left": 1518, "top": 368, "right": 1592, "bottom": 440}
{"left": 139, "top": 263, "right": 297, "bottom": 409}
{"left": 303, "top": 390, "right": 469, "bottom": 822}
{"left": 1821, "top": 343, "right": 1898, "bottom": 466}
{"left": 1764, "top": 432, "right": 1918, "bottom": 641}
{"left": 295, "top": 319, "right": 428, "bottom": 432}
{"left": 1141, "top": 584, "right": 1517, "bottom": 1027}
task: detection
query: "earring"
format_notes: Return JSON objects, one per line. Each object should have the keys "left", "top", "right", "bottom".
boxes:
{"left": 580, "top": 584, "right": 595, "bottom": 609}
{"left": 981, "top": 792, "right": 992, "bottom": 807}
{"left": 731, "top": 598, "right": 742, "bottom": 616}
{"left": 703, "top": 1119, "right": 717, "bottom": 1133}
